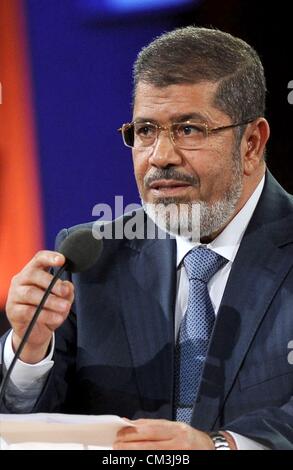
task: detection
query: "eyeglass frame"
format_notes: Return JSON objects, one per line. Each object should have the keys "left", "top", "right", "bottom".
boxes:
{"left": 118, "top": 118, "right": 256, "bottom": 150}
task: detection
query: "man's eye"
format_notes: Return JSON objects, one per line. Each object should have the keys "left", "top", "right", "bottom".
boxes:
{"left": 177, "top": 124, "right": 203, "bottom": 136}
{"left": 136, "top": 125, "right": 156, "bottom": 137}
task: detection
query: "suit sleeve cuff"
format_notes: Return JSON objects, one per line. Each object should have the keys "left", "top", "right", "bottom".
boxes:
{"left": 3, "top": 330, "right": 55, "bottom": 390}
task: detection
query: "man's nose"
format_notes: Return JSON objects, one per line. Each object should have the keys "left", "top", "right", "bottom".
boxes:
{"left": 148, "top": 131, "right": 183, "bottom": 168}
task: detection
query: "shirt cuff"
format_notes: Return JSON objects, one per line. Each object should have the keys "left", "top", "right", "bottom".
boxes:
{"left": 3, "top": 330, "right": 55, "bottom": 390}
{"left": 227, "top": 431, "right": 269, "bottom": 450}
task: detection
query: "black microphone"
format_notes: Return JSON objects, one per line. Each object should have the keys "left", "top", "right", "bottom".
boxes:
{"left": 0, "top": 228, "right": 103, "bottom": 406}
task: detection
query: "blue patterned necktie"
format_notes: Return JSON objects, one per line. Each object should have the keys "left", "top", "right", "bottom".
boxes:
{"left": 174, "top": 247, "right": 228, "bottom": 423}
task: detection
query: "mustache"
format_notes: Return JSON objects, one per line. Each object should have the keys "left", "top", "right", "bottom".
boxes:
{"left": 144, "top": 168, "right": 199, "bottom": 188}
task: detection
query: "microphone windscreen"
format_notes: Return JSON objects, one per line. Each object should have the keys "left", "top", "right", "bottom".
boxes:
{"left": 59, "top": 228, "right": 103, "bottom": 273}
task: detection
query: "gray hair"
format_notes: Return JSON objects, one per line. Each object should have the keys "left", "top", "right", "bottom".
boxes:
{"left": 133, "top": 27, "right": 266, "bottom": 125}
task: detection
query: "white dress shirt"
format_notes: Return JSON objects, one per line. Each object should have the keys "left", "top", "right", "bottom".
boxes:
{"left": 3, "top": 176, "right": 267, "bottom": 449}
{"left": 175, "top": 176, "right": 265, "bottom": 335}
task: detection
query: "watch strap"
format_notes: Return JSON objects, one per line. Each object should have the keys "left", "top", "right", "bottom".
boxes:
{"left": 209, "top": 432, "right": 231, "bottom": 450}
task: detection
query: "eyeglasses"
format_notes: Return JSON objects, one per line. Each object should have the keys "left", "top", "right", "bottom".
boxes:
{"left": 118, "top": 118, "right": 255, "bottom": 150}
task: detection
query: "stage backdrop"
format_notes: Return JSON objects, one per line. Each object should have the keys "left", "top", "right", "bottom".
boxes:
{"left": 0, "top": 0, "right": 43, "bottom": 310}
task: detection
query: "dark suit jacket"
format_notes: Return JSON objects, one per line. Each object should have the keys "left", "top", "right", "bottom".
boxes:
{"left": 1, "top": 172, "right": 293, "bottom": 449}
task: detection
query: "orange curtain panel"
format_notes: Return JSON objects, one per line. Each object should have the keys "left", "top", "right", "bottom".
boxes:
{"left": 0, "top": 0, "right": 43, "bottom": 308}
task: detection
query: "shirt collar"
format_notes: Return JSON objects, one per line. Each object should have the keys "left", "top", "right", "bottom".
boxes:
{"left": 176, "top": 175, "right": 265, "bottom": 268}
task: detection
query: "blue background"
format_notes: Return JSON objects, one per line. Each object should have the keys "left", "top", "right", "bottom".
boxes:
{"left": 26, "top": 0, "right": 185, "bottom": 248}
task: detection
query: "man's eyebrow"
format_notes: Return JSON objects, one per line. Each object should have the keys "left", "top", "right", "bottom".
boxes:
{"left": 133, "top": 113, "right": 208, "bottom": 124}
{"left": 172, "top": 113, "right": 208, "bottom": 123}
{"left": 133, "top": 117, "right": 158, "bottom": 124}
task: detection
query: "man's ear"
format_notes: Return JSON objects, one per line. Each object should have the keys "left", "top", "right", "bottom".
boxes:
{"left": 242, "top": 118, "right": 270, "bottom": 176}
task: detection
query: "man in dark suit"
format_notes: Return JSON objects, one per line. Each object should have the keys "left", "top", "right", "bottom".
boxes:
{"left": 1, "top": 27, "right": 293, "bottom": 450}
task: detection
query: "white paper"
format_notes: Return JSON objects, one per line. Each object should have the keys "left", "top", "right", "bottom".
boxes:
{"left": 0, "top": 413, "right": 134, "bottom": 450}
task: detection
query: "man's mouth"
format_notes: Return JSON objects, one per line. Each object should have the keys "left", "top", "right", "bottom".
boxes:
{"left": 148, "top": 179, "right": 193, "bottom": 196}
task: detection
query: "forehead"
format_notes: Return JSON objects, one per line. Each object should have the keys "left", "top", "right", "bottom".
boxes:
{"left": 133, "top": 82, "right": 227, "bottom": 124}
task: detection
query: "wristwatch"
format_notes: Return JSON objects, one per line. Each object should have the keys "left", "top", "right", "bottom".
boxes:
{"left": 209, "top": 432, "right": 231, "bottom": 450}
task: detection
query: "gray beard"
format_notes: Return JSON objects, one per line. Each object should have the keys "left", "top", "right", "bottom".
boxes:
{"left": 141, "top": 154, "right": 243, "bottom": 241}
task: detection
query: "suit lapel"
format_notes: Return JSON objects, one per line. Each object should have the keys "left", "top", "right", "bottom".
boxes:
{"left": 192, "top": 172, "right": 293, "bottom": 430}
{"left": 119, "top": 235, "right": 177, "bottom": 419}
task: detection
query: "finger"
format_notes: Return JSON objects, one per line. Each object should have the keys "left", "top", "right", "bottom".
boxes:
{"left": 117, "top": 425, "right": 166, "bottom": 442}
{"left": 40, "top": 309, "right": 70, "bottom": 330}
{"left": 116, "top": 420, "right": 185, "bottom": 442}
{"left": 19, "top": 268, "right": 72, "bottom": 297}
{"left": 12, "top": 286, "right": 72, "bottom": 315}
{"left": 25, "top": 251, "right": 66, "bottom": 271}
{"left": 12, "top": 304, "right": 70, "bottom": 332}
{"left": 63, "top": 281, "right": 75, "bottom": 304}
{"left": 113, "top": 440, "right": 172, "bottom": 450}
